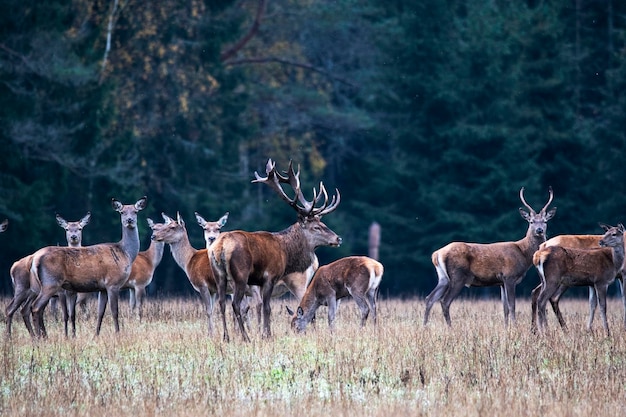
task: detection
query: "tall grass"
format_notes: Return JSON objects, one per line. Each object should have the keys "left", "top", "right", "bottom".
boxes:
{"left": 1, "top": 296, "right": 625, "bottom": 416}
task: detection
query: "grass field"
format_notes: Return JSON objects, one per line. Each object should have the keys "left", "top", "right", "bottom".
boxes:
{"left": 1, "top": 295, "right": 625, "bottom": 416}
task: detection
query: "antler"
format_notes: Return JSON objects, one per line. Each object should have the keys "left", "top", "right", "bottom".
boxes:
{"left": 520, "top": 186, "right": 554, "bottom": 214}
{"left": 252, "top": 159, "right": 341, "bottom": 218}
{"left": 539, "top": 186, "right": 554, "bottom": 214}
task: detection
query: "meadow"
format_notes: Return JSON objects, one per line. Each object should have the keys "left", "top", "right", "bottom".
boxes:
{"left": 1, "top": 295, "right": 625, "bottom": 416}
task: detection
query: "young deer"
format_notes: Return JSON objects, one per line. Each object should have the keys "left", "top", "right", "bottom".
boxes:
{"left": 120, "top": 218, "right": 165, "bottom": 319}
{"left": 210, "top": 159, "right": 342, "bottom": 342}
{"left": 29, "top": 197, "right": 147, "bottom": 337}
{"left": 6, "top": 212, "right": 90, "bottom": 337}
{"left": 287, "top": 256, "right": 383, "bottom": 332}
{"left": 424, "top": 187, "right": 556, "bottom": 327}
{"left": 530, "top": 232, "right": 626, "bottom": 332}
{"left": 150, "top": 211, "right": 230, "bottom": 335}
{"left": 533, "top": 224, "right": 625, "bottom": 336}
{"left": 49, "top": 213, "right": 92, "bottom": 320}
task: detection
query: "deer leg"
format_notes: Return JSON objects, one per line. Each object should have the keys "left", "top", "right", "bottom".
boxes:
{"left": 352, "top": 293, "right": 370, "bottom": 327}
{"left": 31, "top": 288, "right": 57, "bottom": 338}
{"left": 49, "top": 296, "right": 59, "bottom": 321}
{"left": 21, "top": 292, "right": 38, "bottom": 337}
{"left": 95, "top": 291, "right": 108, "bottom": 336}
{"left": 128, "top": 288, "right": 136, "bottom": 311}
{"left": 594, "top": 284, "right": 610, "bottom": 337}
{"left": 109, "top": 288, "right": 121, "bottom": 333}
{"left": 198, "top": 286, "right": 214, "bottom": 335}
{"left": 587, "top": 286, "right": 598, "bottom": 331}
{"left": 367, "top": 287, "right": 379, "bottom": 325}
{"left": 327, "top": 296, "right": 338, "bottom": 330}
{"left": 530, "top": 284, "right": 542, "bottom": 332}
{"left": 232, "top": 283, "right": 251, "bottom": 342}
{"left": 6, "top": 289, "right": 32, "bottom": 336}
{"left": 57, "top": 291, "right": 70, "bottom": 338}
{"left": 536, "top": 282, "right": 560, "bottom": 332}
{"left": 65, "top": 290, "right": 78, "bottom": 337}
{"left": 423, "top": 278, "right": 449, "bottom": 325}
{"left": 440, "top": 279, "right": 465, "bottom": 327}
{"left": 260, "top": 282, "right": 275, "bottom": 340}
{"left": 135, "top": 286, "right": 146, "bottom": 320}
{"left": 548, "top": 286, "right": 568, "bottom": 330}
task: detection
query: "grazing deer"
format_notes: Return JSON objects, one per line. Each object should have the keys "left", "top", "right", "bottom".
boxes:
{"left": 210, "top": 159, "right": 342, "bottom": 342}
{"left": 29, "top": 197, "right": 147, "bottom": 337}
{"left": 530, "top": 232, "right": 626, "bottom": 332}
{"left": 287, "top": 256, "right": 383, "bottom": 332}
{"left": 533, "top": 224, "right": 625, "bottom": 336}
{"left": 150, "top": 211, "right": 231, "bottom": 335}
{"left": 6, "top": 212, "right": 91, "bottom": 337}
{"left": 424, "top": 187, "right": 556, "bottom": 327}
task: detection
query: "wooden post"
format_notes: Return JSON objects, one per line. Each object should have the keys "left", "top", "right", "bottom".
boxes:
{"left": 368, "top": 221, "right": 381, "bottom": 261}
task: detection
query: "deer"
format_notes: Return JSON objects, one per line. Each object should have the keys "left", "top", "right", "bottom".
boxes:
{"left": 209, "top": 159, "right": 342, "bottom": 342}
{"left": 5, "top": 212, "right": 91, "bottom": 337}
{"left": 533, "top": 223, "right": 625, "bottom": 336}
{"left": 530, "top": 231, "right": 626, "bottom": 332}
{"left": 119, "top": 218, "right": 165, "bottom": 319}
{"left": 29, "top": 197, "right": 147, "bottom": 337}
{"left": 49, "top": 213, "right": 92, "bottom": 320}
{"left": 0, "top": 219, "right": 7, "bottom": 232}
{"left": 423, "top": 187, "right": 556, "bottom": 327}
{"left": 149, "top": 211, "right": 232, "bottom": 335}
{"left": 287, "top": 256, "right": 383, "bottom": 332}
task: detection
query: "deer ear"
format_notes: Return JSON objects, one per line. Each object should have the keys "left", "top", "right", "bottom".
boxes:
{"left": 146, "top": 218, "right": 154, "bottom": 228}
{"left": 56, "top": 214, "right": 68, "bottom": 228}
{"left": 80, "top": 212, "right": 91, "bottom": 227}
{"left": 218, "top": 212, "right": 229, "bottom": 227}
{"left": 285, "top": 305, "right": 294, "bottom": 316}
{"left": 111, "top": 198, "right": 123, "bottom": 212}
{"left": 545, "top": 207, "right": 557, "bottom": 221}
{"left": 518, "top": 208, "right": 531, "bottom": 221}
{"left": 599, "top": 222, "right": 611, "bottom": 232}
{"left": 195, "top": 212, "right": 207, "bottom": 227}
{"left": 162, "top": 212, "right": 173, "bottom": 224}
{"left": 135, "top": 196, "right": 148, "bottom": 211}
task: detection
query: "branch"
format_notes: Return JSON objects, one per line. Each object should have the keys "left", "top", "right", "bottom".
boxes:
{"left": 100, "top": 0, "right": 123, "bottom": 84}
{"left": 223, "top": 56, "right": 358, "bottom": 88}
{"left": 220, "top": 0, "right": 266, "bottom": 62}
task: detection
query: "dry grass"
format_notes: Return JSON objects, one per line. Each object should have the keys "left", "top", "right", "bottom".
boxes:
{"left": 1, "top": 295, "right": 626, "bottom": 416}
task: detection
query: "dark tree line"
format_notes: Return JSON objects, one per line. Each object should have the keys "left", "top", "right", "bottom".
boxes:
{"left": 1, "top": 0, "right": 626, "bottom": 298}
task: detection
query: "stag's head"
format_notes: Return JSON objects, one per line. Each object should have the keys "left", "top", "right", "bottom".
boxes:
{"left": 252, "top": 159, "right": 342, "bottom": 248}
{"left": 599, "top": 223, "right": 626, "bottom": 248}
{"left": 112, "top": 197, "right": 147, "bottom": 229}
{"left": 151, "top": 212, "right": 187, "bottom": 244}
{"left": 0, "top": 219, "right": 7, "bottom": 233}
{"left": 519, "top": 187, "right": 557, "bottom": 240}
{"left": 195, "top": 211, "right": 229, "bottom": 246}
{"left": 56, "top": 212, "right": 91, "bottom": 247}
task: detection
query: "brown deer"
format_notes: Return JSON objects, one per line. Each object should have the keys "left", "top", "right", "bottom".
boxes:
{"left": 287, "top": 256, "right": 383, "bottom": 332}
{"left": 150, "top": 211, "right": 231, "bottom": 335}
{"left": 49, "top": 213, "right": 92, "bottom": 320}
{"left": 120, "top": 218, "right": 165, "bottom": 319}
{"left": 424, "top": 187, "right": 556, "bottom": 327}
{"left": 6, "top": 212, "right": 91, "bottom": 337}
{"left": 533, "top": 224, "right": 625, "bottom": 336}
{"left": 530, "top": 232, "right": 626, "bottom": 332}
{"left": 29, "top": 197, "right": 147, "bottom": 337}
{"left": 209, "top": 159, "right": 342, "bottom": 342}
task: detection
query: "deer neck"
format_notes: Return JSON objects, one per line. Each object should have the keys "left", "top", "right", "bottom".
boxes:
{"left": 145, "top": 240, "right": 165, "bottom": 267}
{"left": 611, "top": 244, "right": 625, "bottom": 272}
{"left": 518, "top": 229, "right": 546, "bottom": 259}
{"left": 120, "top": 224, "right": 141, "bottom": 261}
{"left": 278, "top": 223, "right": 316, "bottom": 275}
{"left": 168, "top": 231, "right": 197, "bottom": 274}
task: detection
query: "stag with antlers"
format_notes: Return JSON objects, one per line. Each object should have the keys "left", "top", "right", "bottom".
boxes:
{"left": 209, "top": 159, "right": 342, "bottom": 342}
{"left": 424, "top": 187, "right": 556, "bottom": 326}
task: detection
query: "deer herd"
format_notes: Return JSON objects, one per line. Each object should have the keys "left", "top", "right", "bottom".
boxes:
{"left": 0, "top": 159, "right": 624, "bottom": 341}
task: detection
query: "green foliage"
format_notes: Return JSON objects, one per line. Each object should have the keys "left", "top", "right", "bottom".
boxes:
{"left": 2, "top": 0, "right": 626, "bottom": 297}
